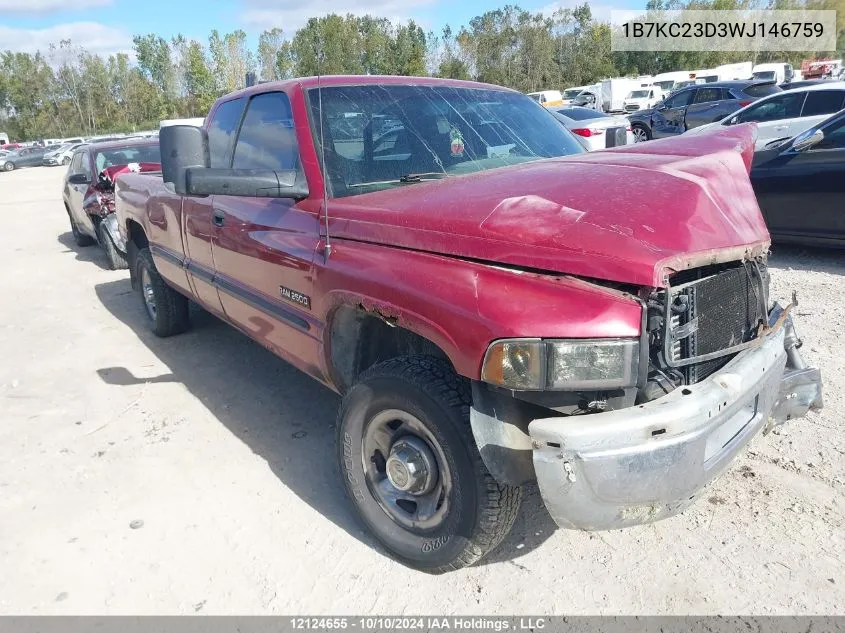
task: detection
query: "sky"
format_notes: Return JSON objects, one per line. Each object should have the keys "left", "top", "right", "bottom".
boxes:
{"left": 0, "top": 0, "right": 646, "bottom": 58}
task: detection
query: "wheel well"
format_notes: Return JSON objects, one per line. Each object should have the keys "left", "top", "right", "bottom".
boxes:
{"left": 329, "top": 306, "right": 452, "bottom": 393}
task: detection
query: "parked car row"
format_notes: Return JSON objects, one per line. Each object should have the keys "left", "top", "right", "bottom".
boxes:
{"left": 628, "top": 80, "right": 845, "bottom": 149}
{"left": 52, "top": 76, "right": 824, "bottom": 574}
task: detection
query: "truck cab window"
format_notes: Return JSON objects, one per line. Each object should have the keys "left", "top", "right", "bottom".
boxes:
{"left": 232, "top": 92, "right": 299, "bottom": 171}
{"left": 208, "top": 97, "right": 246, "bottom": 168}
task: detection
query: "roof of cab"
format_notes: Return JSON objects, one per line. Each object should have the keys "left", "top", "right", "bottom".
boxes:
{"left": 219, "top": 75, "right": 518, "bottom": 103}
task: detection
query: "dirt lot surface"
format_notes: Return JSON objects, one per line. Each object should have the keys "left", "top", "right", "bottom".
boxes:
{"left": 0, "top": 166, "right": 843, "bottom": 615}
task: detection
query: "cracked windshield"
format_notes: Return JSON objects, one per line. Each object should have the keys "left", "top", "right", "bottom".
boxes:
{"left": 309, "top": 84, "right": 584, "bottom": 197}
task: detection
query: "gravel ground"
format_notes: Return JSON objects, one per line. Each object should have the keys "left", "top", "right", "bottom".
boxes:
{"left": 0, "top": 166, "right": 842, "bottom": 615}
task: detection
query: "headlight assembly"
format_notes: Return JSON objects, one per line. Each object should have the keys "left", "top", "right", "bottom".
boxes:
{"left": 482, "top": 338, "right": 639, "bottom": 391}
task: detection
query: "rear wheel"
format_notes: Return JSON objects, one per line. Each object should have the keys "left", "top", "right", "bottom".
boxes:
{"left": 136, "top": 247, "right": 189, "bottom": 337}
{"left": 632, "top": 124, "right": 651, "bottom": 143}
{"left": 338, "top": 356, "right": 522, "bottom": 573}
{"left": 97, "top": 221, "right": 128, "bottom": 270}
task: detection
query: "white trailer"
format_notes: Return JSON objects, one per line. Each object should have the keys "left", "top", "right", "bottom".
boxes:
{"left": 599, "top": 78, "right": 651, "bottom": 112}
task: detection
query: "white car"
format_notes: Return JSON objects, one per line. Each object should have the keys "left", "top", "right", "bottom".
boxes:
{"left": 550, "top": 106, "right": 634, "bottom": 151}
{"left": 50, "top": 142, "right": 88, "bottom": 166}
{"left": 690, "top": 82, "right": 845, "bottom": 148}
{"left": 623, "top": 87, "right": 664, "bottom": 113}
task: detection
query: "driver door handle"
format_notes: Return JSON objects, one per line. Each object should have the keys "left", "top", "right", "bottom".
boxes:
{"left": 213, "top": 209, "right": 225, "bottom": 227}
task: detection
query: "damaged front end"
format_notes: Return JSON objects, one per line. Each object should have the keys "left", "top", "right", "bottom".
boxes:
{"left": 471, "top": 257, "right": 822, "bottom": 532}
{"left": 84, "top": 162, "right": 161, "bottom": 253}
{"left": 526, "top": 263, "right": 822, "bottom": 531}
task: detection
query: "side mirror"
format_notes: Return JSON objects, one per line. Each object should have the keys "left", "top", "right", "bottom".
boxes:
{"left": 68, "top": 173, "right": 89, "bottom": 185}
{"left": 792, "top": 129, "right": 824, "bottom": 152}
{"left": 160, "top": 125, "right": 210, "bottom": 195}
{"left": 159, "top": 124, "right": 309, "bottom": 200}
{"left": 186, "top": 169, "right": 309, "bottom": 199}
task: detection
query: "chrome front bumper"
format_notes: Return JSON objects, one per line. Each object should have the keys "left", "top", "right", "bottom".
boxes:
{"left": 528, "top": 311, "right": 822, "bottom": 531}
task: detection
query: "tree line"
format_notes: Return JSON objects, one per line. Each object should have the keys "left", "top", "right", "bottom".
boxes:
{"left": 1, "top": 0, "right": 842, "bottom": 141}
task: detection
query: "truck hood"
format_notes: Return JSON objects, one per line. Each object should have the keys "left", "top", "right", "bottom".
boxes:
{"left": 327, "top": 124, "right": 768, "bottom": 288}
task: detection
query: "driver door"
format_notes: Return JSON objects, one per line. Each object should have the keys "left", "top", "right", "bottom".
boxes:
{"left": 651, "top": 89, "right": 693, "bottom": 138}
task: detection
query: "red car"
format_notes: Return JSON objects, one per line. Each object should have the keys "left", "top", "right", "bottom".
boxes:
{"left": 1, "top": 143, "right": 21, "bottom": 151}
{"left": 116, "top": 76, "right": 822, "bottom": 572}
{"left": 62, "top": 138, "right": 160, "bottom": 269}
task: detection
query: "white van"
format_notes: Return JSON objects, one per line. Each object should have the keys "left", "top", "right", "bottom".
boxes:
{"left": 752, "top": 63, "right": 794, "bottom": 85}
{"left": 623, "top": 86, "right": 664, "bottom": 112}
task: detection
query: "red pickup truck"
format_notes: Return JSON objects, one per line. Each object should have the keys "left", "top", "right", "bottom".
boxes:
{"left": 115, "top": 76, "right": 822, "bottom": 573}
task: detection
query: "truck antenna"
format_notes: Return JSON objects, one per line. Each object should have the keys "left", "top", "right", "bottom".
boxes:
{"left": 316, "top": 40, "right": 331, "bottom": 261}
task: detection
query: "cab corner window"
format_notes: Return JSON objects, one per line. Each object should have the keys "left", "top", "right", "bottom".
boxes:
{"left": 232, "top": 92, "right": 300, "bottom": 172}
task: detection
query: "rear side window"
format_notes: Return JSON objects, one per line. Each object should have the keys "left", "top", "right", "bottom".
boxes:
{"left": 737, "top": 92, "right": 804, "bottom": 123}
{"left": 208, "top": 97, "right": 246, "bottom": 168}
{"left": 232, "top": 92, "right": 299, "bottom": 171}
{"left": 692, "top": 87, "right": 722, "bottom": 104}
{"left": 801, "top": 91, "right": 845, "bottom": 117}
{"left": 743, "top": 83, "right": 782, "bottom": 98}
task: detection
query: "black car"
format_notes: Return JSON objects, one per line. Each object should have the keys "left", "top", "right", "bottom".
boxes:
{"left": 627, "top": 80, "right": 781, "bottom": 142}
{"left": 751, "top": 109, "right": 845, "bottom": 246}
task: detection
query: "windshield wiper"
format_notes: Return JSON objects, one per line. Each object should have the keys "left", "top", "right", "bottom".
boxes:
{"left": 399, "top": 172, "right": 450, "bottom": 183}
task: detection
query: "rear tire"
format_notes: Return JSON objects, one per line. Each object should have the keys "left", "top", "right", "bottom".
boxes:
{"left": 632, "top": 124, "right": 651, "bottom": 143}
{"left": 68, "top": 211, "right": 95, "bottom": 247}
{"left": 135, "top": 247, "right": 189, "bottom": 337}
{"left": 338, "top": 356, "right": 522, "bottom": 573}
{"left": 98, "top": 221, "right": 128, "bottom": 270}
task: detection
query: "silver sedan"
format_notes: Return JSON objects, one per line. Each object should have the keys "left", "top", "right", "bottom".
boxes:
{"left": 550, "top": 106, "right": 635, "bottom": 151}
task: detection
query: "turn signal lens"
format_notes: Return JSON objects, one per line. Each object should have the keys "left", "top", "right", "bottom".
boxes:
{"left": 481, "top": 340, "right": 544, "bottom": 390}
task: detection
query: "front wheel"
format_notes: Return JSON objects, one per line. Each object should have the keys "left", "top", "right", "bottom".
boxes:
{"left": 97, "top": 221, "right": 128, "bottom": 270}
{"left": 631, "top": 124, "right": 651, "bottom": 143}
{"left": 62, "top": 156, "right": 71, "bottom": 166}
{"left": 4, "top": 162, "right": 15, "bottom": 171}
{"left": 338, "top": 356, "right": 522, "bottom": 573}
{"left": 136, "top": 247, "right": 189, "bottom": 337}
{"left": 68, "top": 210, "right": 95, "bottom": 247}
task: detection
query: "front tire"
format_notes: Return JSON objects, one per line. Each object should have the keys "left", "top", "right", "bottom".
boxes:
{"left": 68, "top": 210, "right": 95, "bottom": 247}
{"left": 4, "top": 162, "right": 15, "bottom": 171}
{"left": 97, "top": 221, "right": 128, "bottom": 270}
{"left": 631, "top": 124, "right": 651, "bottom": 143}
{"left": 338, "top": 356, "right": 522, "bottom": 573}
{"left": 135, "top": 247, "right": 189, "bottom": 337}
{"left": 62, "top": 156, "right": 71, "bottom": 166}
